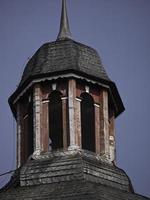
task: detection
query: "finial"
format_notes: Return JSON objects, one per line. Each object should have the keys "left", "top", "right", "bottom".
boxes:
{"left": 57, "top": 0, "right": 72, "bottom": 40}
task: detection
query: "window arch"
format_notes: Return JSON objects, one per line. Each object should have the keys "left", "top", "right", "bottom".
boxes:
{"left": 49, "top": 91, "right": 63, "bottom": 150}
{"left": 80, "top": 93, "right": 95, "bottom": 152}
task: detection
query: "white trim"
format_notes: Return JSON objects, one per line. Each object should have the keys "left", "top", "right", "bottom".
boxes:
{"left": 94, "top": 103, "right": 100, "bottom": 108}
{"left": 68, "top": 79, "right": 76, "bottom": 149}
{"left": 75, "top": 97, "right": 82, "bottom": 102}
{"left": 102, "top": 91, "right": 109, "bottom": 159}
{"left": 61, "top": 97, "right": 68, "bottom": 100}
{"left": 33, "top": 85, "right": 41, "bottom": 153}
{"left": 42, "top": 100, "right": 49, "bottom": 104}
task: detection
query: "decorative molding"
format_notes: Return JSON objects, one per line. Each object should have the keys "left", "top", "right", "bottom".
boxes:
{"left": 33, "top": 85, "right": 42, "bottom": 152}
{"left": 42, "top": 100, "right": 49, "bottom": 104}
{"left": 94, "top": 103, "right": 100, "bottom": 108}
{"left": 75, "top": 97, "right": 82, "bottom": 102}
{"left": 68, "top": 79, "right": 77, "bottom": 149}
{"left": 31, "top": 149, "right": 111, "bottom": 164}
{"left": 61, "top": 97, "right": 68, "bottom": 100}
{"left": 13, "top": 73, "right": 109, "bottom": 104}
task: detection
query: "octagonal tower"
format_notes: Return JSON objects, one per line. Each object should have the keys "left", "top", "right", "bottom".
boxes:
{"left": 9, "top": 0, "right": 124, "bottom": 168}
{"left": 1, "top": 1, "right": 150, "bottom": 200}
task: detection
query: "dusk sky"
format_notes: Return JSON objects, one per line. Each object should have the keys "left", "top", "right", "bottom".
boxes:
{"left": 0, "top": 0, "right": 150, "bottom": 197}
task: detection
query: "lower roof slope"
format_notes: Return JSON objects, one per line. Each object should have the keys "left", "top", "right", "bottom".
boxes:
{"left": 0, "top": 150, "right": 149, "bottom": 200}
{"left": 0, "top": 180, "right": 149, "bottom": 200}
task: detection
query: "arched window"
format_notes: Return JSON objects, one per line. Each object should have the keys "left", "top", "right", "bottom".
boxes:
{"left": 49, "top": 91, "right": 63, "bottom": 150}
{"left": 80, "top": 93, "right": 95, "bottom": 152}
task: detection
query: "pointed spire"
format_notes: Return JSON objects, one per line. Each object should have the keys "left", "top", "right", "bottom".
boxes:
{"left": 57, "top": 0, "right": 72, "bottom": 40}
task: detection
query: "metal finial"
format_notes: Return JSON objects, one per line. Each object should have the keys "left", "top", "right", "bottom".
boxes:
{"left": 57, "top": 0, "right": 72, "bottom": 40}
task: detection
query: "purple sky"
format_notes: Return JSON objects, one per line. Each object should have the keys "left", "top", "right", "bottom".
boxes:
{"left": 0, "top": 0, "right": 150, "bottom": 197}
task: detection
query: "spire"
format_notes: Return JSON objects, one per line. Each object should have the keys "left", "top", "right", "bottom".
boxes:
{"left": 57, "top": 0, "right": 72, "bottom": 40}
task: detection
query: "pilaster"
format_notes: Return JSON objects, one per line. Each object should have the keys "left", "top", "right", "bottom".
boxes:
{"left": 61, "top": 97, "right": 68, "bottom": 150}
{"left": 109, "top": 112, "right": 116, "bottom": 162}
{"left": 16, "top": 103, "right": 21, "bottom": 168}
{"left": 33, "top": 84, "right": 42, "bottom": 155}
{"left": 100, "top": 90, "right": 109, "bottom": 158}
{"left": 94, "top": 103, "right": 100, "bottom": 154}
{"left": 68, "top": 79, "right": 78, "bottom": 150}
{"left": 41, "top": 99, "right": 49, "bottom": 152}
{"left": 75, "top": 97, "right": 82, "bottom": 148}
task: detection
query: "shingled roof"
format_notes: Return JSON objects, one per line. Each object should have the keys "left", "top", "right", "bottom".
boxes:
{"left": 0, "top": 150, "right": 149, "bottom": 200}
{"left": 9, "top": 38, "right": 124, "bottom": 118}
{"left": 1, "top": 180, "right": 150, "bottom": 200}
{"left": 19, "top": 39, "right": 110, "bottom": 87}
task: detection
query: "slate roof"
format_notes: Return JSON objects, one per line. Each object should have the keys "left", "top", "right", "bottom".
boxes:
{"left": 9, "top": 38, "right": 125, "bottom": 118}
{"left": 0, "top": 180, "right": 149, "bottom": 200}
{"left": 20, "top": 39, "right": 110, "bottom": 87}
{"left": 0, "top": 150, "right": 149, "bottom": 200}
{"left": 19, "top": 150, "right": 131, "bottom": 191}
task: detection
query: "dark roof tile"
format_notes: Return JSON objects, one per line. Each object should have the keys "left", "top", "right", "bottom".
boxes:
{"left": 0, "top": 151, "right": 149, "bottom": 200}
{"left": 19, "top": 39, "right": 110, "bottom": 86}
{"left": 0, "top": 180, "right": 149, "bottom": 200}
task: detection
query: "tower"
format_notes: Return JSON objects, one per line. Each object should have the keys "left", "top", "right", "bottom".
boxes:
{"left": 0, "top": 1, "right": 149, "bottom": 199}
{"left": 9, "top": 0, "right": 124, "bottom": 167}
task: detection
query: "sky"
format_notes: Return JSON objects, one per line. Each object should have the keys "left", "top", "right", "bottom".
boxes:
{"left": 0, "top": 0, "right": 150, "bottom": 197}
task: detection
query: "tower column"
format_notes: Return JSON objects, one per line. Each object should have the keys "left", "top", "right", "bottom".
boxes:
{"left": 41, "top": 99, "right": 49, "bottom": 152}
{"left": 94, "top": 103, "right": 100, "bottom": 154}
{"left": 61, "top": 97, "right": 68, "bottom": 150}
{"left": 16, "top": 103, "right": 21, "bottom": 168}
{"left": 68, "top": 79, "right": 78, "bottom": 150}
{"left": 109, "top": 112, "right": 116, "bottom": 162}
{"left": 33, "top": 84, "right": 42, "bottom": 155}
{"left": 100, "top": 90, "right": 109, "bottom": 158}
{"left": 75, "top": 97, "right": 82, "bottom": 148}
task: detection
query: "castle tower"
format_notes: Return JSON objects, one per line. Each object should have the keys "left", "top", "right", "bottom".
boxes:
{"left": 0, "top": 1, "right": 149, "bottom": 199}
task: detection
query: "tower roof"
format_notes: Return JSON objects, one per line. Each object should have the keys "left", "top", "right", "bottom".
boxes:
{"left": 19, "top": 39, "right": 110, "bottom": 86}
